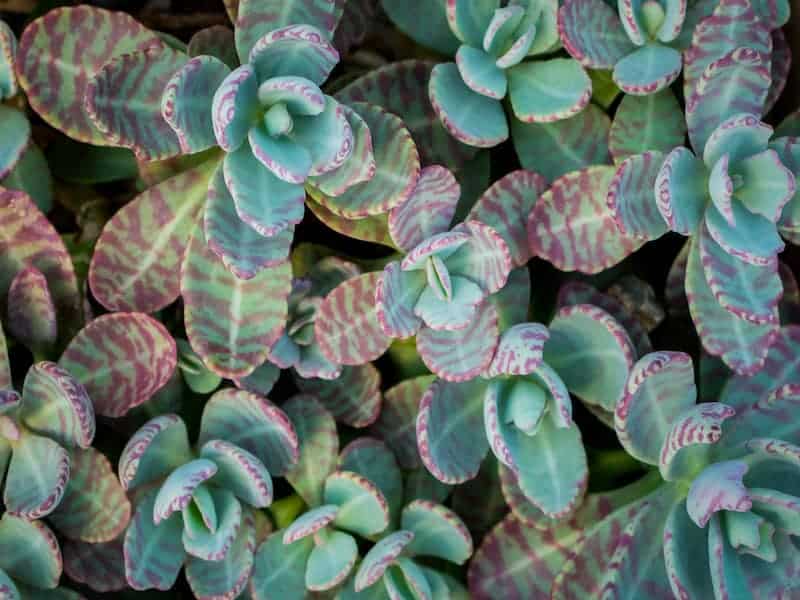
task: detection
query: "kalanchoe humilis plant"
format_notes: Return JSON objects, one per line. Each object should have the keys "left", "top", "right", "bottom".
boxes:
{"left": 119, "top": 387, "right": 299, "bottom": 598}
{"left": 0, "top": 513, "right": 81, "bottom": 599}
{"left": 422, "top": 0, "right": 591, "bottom": 148}
{"left": 608, "top": 43, "right": 800, "bottom": 375}
{"left": 470, "top": 341, "right": 800, "bottom": 598}
{"left": 0, "top": 21, "right": 52, "bottom": 213}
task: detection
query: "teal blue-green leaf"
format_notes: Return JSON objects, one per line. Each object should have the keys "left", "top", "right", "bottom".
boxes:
{"left": 401, "top": 500, "right": 473, "bottom": 563}
{"left": 0, "top": 515, "right": 60, "bottom": 588}
{"left": 380, "top": 0, "right": 459, "bottom": 55}
{"left": 0, "top": 106, "right": 30, "bottom": 180}
{"left": 4, "top": 431, "right": 69, "bottom": 520}
{"left": 153, "top": 458, "right": 218, "bottom": 524}
{"left": 455, "top": 45, "right": 507, "bottom": 100}
{"left": 183, "top": 487, "right": 242, "bottom": 561}
{"left": 200, "top": 439, "right": 273, "bottom": 507}
{"left": 507, "top": 58, "right": 590, "bottom": 123}
{"left": 306, "top": 530, "right": 358, "bottom": 591}
{"left": 250, "top": 531, "right": 313, "bottom": 600}
{"left": 119, "top": 414, "right": 192, "bottom": 491}
{"left": 324, "top": 471, "right": 389, "bottom": 537}
{"left": 339, "top": 438, "right": 403, "bottom": 524}
{"left": 2, "top": 144, "right": 53, "bottom": 212}
{"left": 612, "top": 44, "right": 682, "bottom": 95}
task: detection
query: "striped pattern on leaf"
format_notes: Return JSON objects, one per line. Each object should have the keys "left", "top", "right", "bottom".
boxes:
{"left": 89, "top": 161, "right": 213, "bottom": 312}
{"left": 16, "top": 6, "right": 163, "bottom": 145}
{"left": 63, "top": 538, "right": 127, "bottom": 593}
{"left": 59, "top": 313, "right": 177, "bottom": 417}
{"left": 182, "top": 224, "right": 291, "bottom": 378}
{"left": 609, "top": 90, "right": 686, "bottom": 162}
{"left": 4, "top": 431, "right": 69, "bottom": 519}
{"left": 7, "top": 266, "right": 57, "bottom": 352}
{"left": 295, "top": 363, "right": 382, "bottom": 427}
{"left": 528, "top": 166, "right": 644, "bottom": 274}
{"left": 48, "top": 447, "right": 131, "bottom": 543}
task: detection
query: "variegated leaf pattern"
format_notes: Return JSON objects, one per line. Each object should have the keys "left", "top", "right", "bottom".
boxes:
{"left": 315, "top": 272, "right": 392, "bottom": 366}
{"left": 63, "top": 538, "right": 127, "bottom": 593}
{"left": 0, "top": 188, "right": 82, "bottom": 342}
{"left": 306, "top": 198, "right": 398, "bottom": 248}
{"left": 86, "top": 45, "right": 188, "bottom": 161}
{"left": 528, "top": 166, "right": 644, "bottom": 274}
{"left": 48, "top": 447, "right": 131, "bottom": 543}
{"left": 89, "top": 160, "right": 214, "bottom": 312}
{"left": 7, "top": 266, "right": 57, "bottom": 353}
{"left": 295, "top": 364, "right": 382, "bottom": 427}
{"left": 16, "top": 6, "right": 163, "bottom": 145}
{"left": 609, "top": 90, "right": 686, "bottom": 162}
{"left": 59, "top": 313, "right": 177, "bottom": 417}
{"left": 182, "top": 225, "right": 292, "bottom": 378}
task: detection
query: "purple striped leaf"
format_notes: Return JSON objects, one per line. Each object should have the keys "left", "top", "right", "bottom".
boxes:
{"left": 417, "top": 379, "right": 488, "bottom": 484}
{"left": 4, "top": 431, "right": 69, "bottom": 519}
{"left": 162, "top": 55, "right": 230, "bottom": 154}
{"left": 550, "top": 491, "right": 675, "bottom": 599}
{"left": 324, "top": 471, "right": 390, "bottom": 537}
{"left": 615, "top": 352, "right": 697, "bottom": 466}
{"left": 182, "top": 225, "right": 291, "bottom": 378}
{"left": 418, "top": 301, "right": 500, "bottom": 381}
{"left": 7, "top": 266, "right": 56, "bottom": 353}
{"left": 48, "top": 447, "right": 131, "bottom": 543}
{"left": 389, "top": 166, "right": 460, "bottom": 252}
{"left": 250, "top": 530, "right": 313, "bottom": 600}
{"left": 498, "top": 463, "right": 548, "bottom": 526}
{"left": 283, "top": 505, "right": 338, "bottom": 544}
{"left": 607, "top": 151, "right": 669, "bottom": 241}
{"left": 354, "top": 531, "right": 414, "bottom": 592}
{"left": 212, "top": 65, "right": 258, "bottom": 153}
{"left": 0, "top": 188, "right": 82, "bottom": 342}
{"left": 119, "top": 414, "right": 192, "bottom": 491}
{"left": 765, "top": 29, "right": 790, "bottom": 116}
{"left": 311, "top": 102, "right": 419, "bottom": 218}
{"left": 283, "top": 395, "right": 338, "bottom": 506}
{"left": 430, "top": 62, "right": 508, "bottom": 148}
{"left": 558, "top": 0, "right": 634, "bottom": 69}
{"left": 685, "top": 236, "right": 778, "bottom": 375}
{"left": 295, "top": 363, "right": 381, "bottom": 427}
{"left": 248, "top": 24, "right": 339, "bottom": 86}
{"left": 659, "top": 402, "right": 735, "bottom": 480}
{"left": 88, "top": 161, "right": 213, "bottom": 313}
{"left": 62, "top": 538, "right": 127, "bottom": 593}
{"left": 339, "top": 438, "right": 403, "bottom": 522}
{"left": 59, "top": 313, "right": 177, "bottom": 417}
{"left": 544, "top": 304, "right": 636, "bottom": 411}
{"left": 469, "top": 170, "right": 547, "bottom": 267}
{"left": 528, "top": 166, "right": 644, "bottom": 274}
{"left": 334, "top": 0, "right": 379, "bottom": 54}
{"left": 235, "top": 1, "right": 345, "bottom": 64}
{"left": 188, "top": 25, "right": 238, "bottom": 69}
{"left": 0, "top": 106, "right": 30, "bottom": 181}
{"left": 447, "top": 220, "right": 511, "bottom": 294}
{"left": 683, "top": 0, "right": 771, "bottom": 102}
{"left": 124, "top": 490, "right": 186, "bottom": 591}
{"left": 375, "top": 262, "right": 425, "bottom": 338}
{"left": 609, "top": 89, "right": 686, "bottom": 162}
{"left": 485, "top": 323, "right": 549, "bottom": 377}
{"left": 205, "top": 165, "right": 293, "bottom": 279}
{"left": 16, "top": 6, "right": 163, "bottom": 145}
{"left": 0, "top": 514, "right": 61, "bottom": 589}
{"left": 336, "top": 60, "right": 477, "bottom": 169}
{"left": 315, "top": 271, "right": 392, "bottom": 366}
{"left": 686, "top": 47, "right": 771, "bottom": 155}
{"left": 20, "top": 361, "right": 94, "bottom": 450}
{"left": 86, "top": 45, "right": 188, "bottom": 161}
{"left": 371, "top": 375, "right": 435, "bottom": 470}
{"left": 687, "top": 461, "right": 751, "bottom": 527}
{"left": 402, "top": 500, "right": 473, "bottom": 563}
{"left": 199, "top": 388, "right": 299, "bottom": 476}
{"left": 200, "top": 440, "right": 273, "bottom": 507}
{"left": 309, "top": 104, "right": 375, "bottom": 197}
{"left": 698, "top": 223, "right": 782, "bottom": 324}
{"left": 468, "top": 474, "right": 662, "bottom": 599}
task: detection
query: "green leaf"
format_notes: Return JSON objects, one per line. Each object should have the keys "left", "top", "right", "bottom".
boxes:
{"left": 0, "top": 515, "right": 61, "bottom": 589}
{"left": 250, "top": 531, "right": 313, "bottom": 600}
{"left": 119, "top": 414, "right": 193, "bottom": 491}
{"left": 306, "top": 530, "right": 358, "bottom": 591}
{"left": 4, "top": 431, "right": 69, "bottom": 519}
{"left": 401, "top": 500, "right": 473, "bottom": 563}
{"left": 324, "top": 471, "right": 389, "bottom": 537}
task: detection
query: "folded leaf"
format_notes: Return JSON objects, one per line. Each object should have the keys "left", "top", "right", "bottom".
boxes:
{"left": 355, "top": 530, "right": 414, "bottom": 591}
{"left": 306, "top": 530, "right": 357, "bottom": 591}
{"left": 201, "top": 439, "right": 273, "bottom": 507}
{"left": 339, "top": 438, "right": 403, "bottom": 521}
{"left": 324, "top": 471, "right": 389, "bottom": 537}
{"left": 119, "top": 414, "right": 192, "bottom": 491}
{"left": 558, "top": 0, "right": 634, "bottom": 68}
{"left": 4, "top": 431, "right": 69, "bottom": 519}
{"left": 612, "top": 44, "right": 682, "bottom": 96}
{"left": 607, "top": 151, "right": 669, "bottom": 240}
{"left": 182, "top": 488, "right": 242, "bottom": 560}
{"left": 507, "top": 58, "right": 591, "bottom": 123}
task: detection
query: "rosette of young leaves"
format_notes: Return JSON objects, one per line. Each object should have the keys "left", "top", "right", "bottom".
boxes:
{"left": 251, "top": 434, "right": 402, "bottom": 598}
{"left": 609, "top": 46, "right": 800, "bottom": 375}
{"left": 470, "top": 347, "right": 800, "bottom": 598}
{"left": 422, "top": 0, "right": 590, "bottom": 148}
{"left": 119, "top": 388, "right": 299, "bottom": 598}
{"left": 560, "top": 0, "right": 699, "bottom": 94}
{"left": 0, "top": 513, "right": 81, "bottom": 599}
{"left": 350, "top": 500, "right": 473, "bottom": 599}
{"left": 0, "top": 21, "right": 52, "bottom": 213}
{"left": 367, "top": 166, "right": 512, "bottom": 380}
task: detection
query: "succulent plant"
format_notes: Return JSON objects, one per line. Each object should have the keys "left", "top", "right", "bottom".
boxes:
{"left": 471, "top": 337, "right": 800, "bottom": 598}
{"left": 119, "top": 388, "right": 298, "bottom": 598}
{"left": 0, "top": 21, "right": 52, "bottom": 213}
